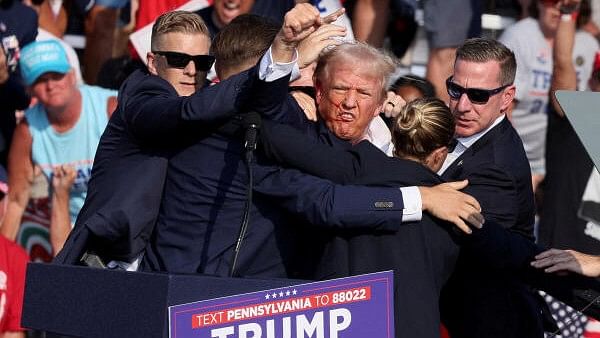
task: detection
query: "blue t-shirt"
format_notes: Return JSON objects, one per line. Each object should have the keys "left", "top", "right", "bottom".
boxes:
{"left": 26, "top": 85, "right": 116, "bottom": 224}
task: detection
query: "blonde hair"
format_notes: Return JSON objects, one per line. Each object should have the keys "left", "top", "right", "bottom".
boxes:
{"left": 392, "top": 98, "right": 455, "bottom": 161}
{"left": 151, "top": 11, "right": 210, "bottom": 50}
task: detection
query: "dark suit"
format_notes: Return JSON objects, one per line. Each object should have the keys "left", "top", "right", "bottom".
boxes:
{"left": 139, "top": 93, "right": 410, "bottom": 278}
{"left": 55, "top": 66, "right": 287, "bottom": 265}
{"left": 260, "top": 118, "right": 544, "bottom": 338}
{"left": 439, "top": 117, "right": 544, "bottom": 338}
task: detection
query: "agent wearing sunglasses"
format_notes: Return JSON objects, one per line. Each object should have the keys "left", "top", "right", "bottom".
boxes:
{"left": 55, "top": 4, "right": 331, "bottom": 269}
{"left": 438, "top": 38, "right": 547, "bottom": 338}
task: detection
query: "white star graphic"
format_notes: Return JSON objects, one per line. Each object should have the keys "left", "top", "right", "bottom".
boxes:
{"left": 279, "top": 291, "right": 284, "bottom": 297}
{"left": 292, "top": 289, "right": 298, "bottom": 295}
{"left": 272, "top": 292, "right": 277, "bottom": 298}
{"left": 265, "top": 294, "right": 270, "bottom": 300}
{"left": 286, "top": 290, "right": 291, "bottom": 296}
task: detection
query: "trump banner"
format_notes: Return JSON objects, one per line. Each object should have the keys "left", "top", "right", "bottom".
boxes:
{"left": 169, "top": 271, "right": 394, "bottom": 338}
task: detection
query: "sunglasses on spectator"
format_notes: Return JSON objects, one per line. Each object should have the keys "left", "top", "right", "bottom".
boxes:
{"left": 446, "top": 77, "right": 511, "bottom": 104}
{"left": 152, "top": 51, "right": 215, "bottom": 71}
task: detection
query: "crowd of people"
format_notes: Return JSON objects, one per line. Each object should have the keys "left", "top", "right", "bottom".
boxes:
{"left": 1, "top": 0, "right": 600, "bottom": 337}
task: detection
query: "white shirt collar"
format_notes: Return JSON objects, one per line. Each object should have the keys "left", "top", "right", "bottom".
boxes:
{"left": 456, "top": 114, "right": 505, "bottom": 149}
{"left": 365, "top": 115, "right": 394, "bottom": 156}
{"left": 438, "top": 114, "right": 506, "bottom": 175}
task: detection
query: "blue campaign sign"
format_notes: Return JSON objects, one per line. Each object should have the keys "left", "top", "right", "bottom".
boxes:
{"left": 169, "top": 271, "right": 394, "bottom": 338}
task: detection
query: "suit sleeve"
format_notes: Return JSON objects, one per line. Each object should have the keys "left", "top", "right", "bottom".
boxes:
{"left": 125, "top": 67, "right": 290, "bottom": 141}
{"left": 253, "top": 165, "right": 405, "bottom": 230}
{"left": 461, "top": 219, "right": 543, "bottom": 271}
{"left": 461, "top": 164, "right": 528, "bottom": 233}
{"left": 260, "top": 120, "right": 364, "bottom": 183}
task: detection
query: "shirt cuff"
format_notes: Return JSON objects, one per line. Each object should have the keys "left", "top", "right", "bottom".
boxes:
{"left": 400, "top": 186, "right": 422, "bottom": 222}
{"left": 259, "top": 46, "right": 298, "bottom": 82}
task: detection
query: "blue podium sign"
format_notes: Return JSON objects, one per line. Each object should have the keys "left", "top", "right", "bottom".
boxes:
{"left": 169, "top": 271, "right": 394, "bottom": 338}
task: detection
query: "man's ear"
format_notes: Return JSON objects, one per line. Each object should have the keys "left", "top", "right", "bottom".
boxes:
{"left": 501, "top": 84, "right": 516, "bottom": 112}
{"left": 147, "top": 52, "right": 158, "bottom": 76}
{"left": 315, "top": 80, "right": 324, "bottom": 106}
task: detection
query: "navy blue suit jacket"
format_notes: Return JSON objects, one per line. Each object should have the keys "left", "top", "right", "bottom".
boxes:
{"left": 140, "top": 95, "right": 408, "bottom": 278}
{"left": 55, "top": 66, "right": 285, "bottom": 264}
{"left": 439, "top": 117, "right": 544, "bottom": 338}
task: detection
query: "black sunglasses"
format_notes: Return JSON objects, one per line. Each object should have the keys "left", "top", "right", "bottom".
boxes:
{"left": 446, "top": 76, "right": 511, "bottom": 104}
{"left": 152, "top": 51, "right": 215, "bottom": 72}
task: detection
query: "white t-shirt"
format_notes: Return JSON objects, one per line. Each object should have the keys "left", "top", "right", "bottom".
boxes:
{"left": 499, "top": 17, "right": 598, "bottom": 175}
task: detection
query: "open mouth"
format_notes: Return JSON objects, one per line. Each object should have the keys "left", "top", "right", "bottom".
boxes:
{"left": 338, "top": 112, "right": 355, "bottom": 122}
{"left": 223, "top": 1, "right": 240, "bottom": 10}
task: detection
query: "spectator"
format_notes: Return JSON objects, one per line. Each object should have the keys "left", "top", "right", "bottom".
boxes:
{"left": 23, "top": 0, "right": 85, "bottom": 84}
{"left": 25, "top": 0, "right": 67, "bottom": 38}
{"left": 0, "top": 40, "right": 117, "bottom": 253}
{"left": 198, "top": 0, "right": 256, "bottom": 38}
{"left": 49, "top": 164, "right": 76, "bottom": 254}
{"left": 0, "top": 0, "right": 38, "bottom": 167}
{"left": 499, "top": 0, "right": 598, "bottom": 192}
{"left": 391, "top": 74, "right": 436, "bottom": 102}
{"left": 380, "top": 74, "right": 435, "bottom": 127}
{"left": 424, "top": 0, "right": 482, "bottom": 101}
{"left": 0, "top": 165, "right": 29, "bottom": 338}
{"left": 196, "top": 0, "right": 297, "bottom": 39}
{"left": 350, "top": 0, "right": 390, "bottom": 47}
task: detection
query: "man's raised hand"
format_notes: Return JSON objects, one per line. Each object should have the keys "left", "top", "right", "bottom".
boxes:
{"left": 273, "top": 5, "right": 346, "bottom": 63}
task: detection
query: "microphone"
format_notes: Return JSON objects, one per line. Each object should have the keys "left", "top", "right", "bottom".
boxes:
{"left": 230, "top": 112, "right": 261, "bottom": 277}
{"left": 243, "top": 112, "right": 261, "bottom": 153}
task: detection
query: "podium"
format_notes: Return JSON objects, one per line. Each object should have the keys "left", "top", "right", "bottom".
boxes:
{"left": 22, "top": 263, "right": 301, "bottom": 338}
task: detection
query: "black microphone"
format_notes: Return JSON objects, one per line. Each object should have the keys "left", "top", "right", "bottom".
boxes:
{"left": 230, "top": 112, "right": 261, "bottom": 277}
{"left": 243, "top": 112, "right": 261, "bottom": 153}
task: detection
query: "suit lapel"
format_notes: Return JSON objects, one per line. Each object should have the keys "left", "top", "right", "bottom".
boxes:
{"left": 442, "top": 118, "right": 510, "bottom": 180}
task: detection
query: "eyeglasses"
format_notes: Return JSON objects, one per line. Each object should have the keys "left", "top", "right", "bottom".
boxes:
{"left": 152, "top": 51, "right": 215, "bottom": 71}
{"left": 446, "top": 77, "right": 511, "bottom": 104}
